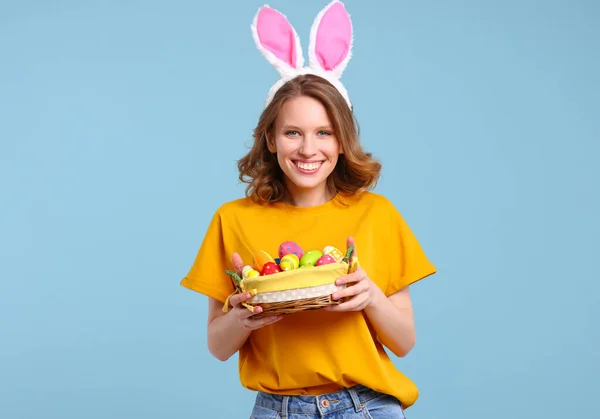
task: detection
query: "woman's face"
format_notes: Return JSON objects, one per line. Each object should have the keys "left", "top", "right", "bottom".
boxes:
{"left": 268, "top": 95, "right": 341, "bottom": 203}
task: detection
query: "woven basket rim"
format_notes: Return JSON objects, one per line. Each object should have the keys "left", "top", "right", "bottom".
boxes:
{"left": 250, "top": 294, "right": 341, "bottom": 317}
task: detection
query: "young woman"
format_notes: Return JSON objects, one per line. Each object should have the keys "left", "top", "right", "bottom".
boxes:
{"left": 181, "top": 2, "right": 436, "bottom": 418}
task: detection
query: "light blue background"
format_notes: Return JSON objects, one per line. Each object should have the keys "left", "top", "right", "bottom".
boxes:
{"left": 1, "top": 0, "right": 598, "bottom": 418}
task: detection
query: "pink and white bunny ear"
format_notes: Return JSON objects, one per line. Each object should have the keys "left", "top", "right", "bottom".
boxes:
{"left": 308, "top": 1, "right": 353, "bottom": 79}
{"left": 251, "top": 5, "right": 304, "bottom": 77}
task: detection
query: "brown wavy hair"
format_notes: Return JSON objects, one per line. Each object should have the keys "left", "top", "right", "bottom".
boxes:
{"left": 237, "top": 74, "right": 381, "bottom": 202}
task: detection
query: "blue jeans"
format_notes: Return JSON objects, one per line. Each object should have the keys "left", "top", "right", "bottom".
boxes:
{"left": 249, "top": 385, "right": 406, "bottom": 418}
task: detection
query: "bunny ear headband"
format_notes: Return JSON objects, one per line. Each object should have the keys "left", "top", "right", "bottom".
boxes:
{"left": 251, "top": 0, "right": 353, "bottom": 109}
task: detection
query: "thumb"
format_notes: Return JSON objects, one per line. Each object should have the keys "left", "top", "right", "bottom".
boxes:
{"left": 346, "top": 236, "right": 357, "bottom": 258}
{"left": 232, "top": 252, "right": 244, "bottom": 276}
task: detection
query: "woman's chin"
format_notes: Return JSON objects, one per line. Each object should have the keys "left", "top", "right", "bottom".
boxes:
{"left": 285, "top": 176, "right": 328, "bottom": 192}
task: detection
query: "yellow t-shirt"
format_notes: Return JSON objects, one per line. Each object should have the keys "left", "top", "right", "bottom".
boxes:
{"left": 180, "top": 192, "right": 436, "bottom": 408}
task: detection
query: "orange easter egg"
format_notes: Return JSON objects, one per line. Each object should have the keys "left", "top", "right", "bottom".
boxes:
{"left": 253, "top": 250, "right": 275, "bottom": 271}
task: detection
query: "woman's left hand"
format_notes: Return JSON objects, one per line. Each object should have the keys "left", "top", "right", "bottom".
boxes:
{"left": 325, "top": 237, "right": 381, "bottom": 312}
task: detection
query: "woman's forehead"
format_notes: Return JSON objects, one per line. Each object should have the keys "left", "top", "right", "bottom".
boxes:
{"left": 277, "top": 96, "right": 332, "bottom": 127}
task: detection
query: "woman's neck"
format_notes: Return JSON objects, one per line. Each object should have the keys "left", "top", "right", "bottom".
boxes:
{"left": 283, "top": 183, "right": 336, "bottom": 208}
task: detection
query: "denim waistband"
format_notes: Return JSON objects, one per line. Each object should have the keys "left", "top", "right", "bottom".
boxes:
{"left": 255, "top": 385, "right": 386, "bottom": 416}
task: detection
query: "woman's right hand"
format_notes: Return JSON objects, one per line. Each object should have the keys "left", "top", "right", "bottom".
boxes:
{"left": 229, "top": 292, "right": 283, "bottom": 330}
{"left": 230, "top": 252, "right": 283, "bottom": 330}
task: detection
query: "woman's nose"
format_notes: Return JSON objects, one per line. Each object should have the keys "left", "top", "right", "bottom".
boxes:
{"left": 299, "top": 136, "right": 317, "bottom": 156}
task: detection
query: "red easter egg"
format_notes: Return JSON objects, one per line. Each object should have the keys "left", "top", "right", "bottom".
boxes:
{"left": 315, "top": 254, "right": 336, "bottom": 266}
{"left": 262, "top": 262, "right": 281, "bottom": 275}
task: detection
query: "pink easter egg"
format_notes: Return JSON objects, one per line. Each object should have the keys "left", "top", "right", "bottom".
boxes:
{"left": 278, "top": 241, "right": 304, "bottom": 260}
{"left": 315, "top": 254, "right": 336, "bottom": 266}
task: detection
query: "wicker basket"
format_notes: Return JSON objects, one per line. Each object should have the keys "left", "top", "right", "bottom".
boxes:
{"left": 223, "top": 246, "right": 358, "bottom": 318}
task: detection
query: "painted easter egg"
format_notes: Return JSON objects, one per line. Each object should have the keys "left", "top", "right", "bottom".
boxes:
{"left": 323, "top": 246, "right": 344, "bottom": 263}
{"left": 253, "top": 250, "right": 275, "bottom": 271}
{"left": 300, "top": 250, "right": 323, "bottom": 267}
{"left": 278, "top": 241, "right": 304, "bottom": 260}
{"left": 262, "top": 261, "right": 281, "bottom": 275}
{"left": 242, "top": 265, "right": 254, "bottom": 279}
{"left": 279, "top": 253, "right": 299, "bottom": 271}
{"left": 315, "top": 254, "right": 336, "bottom": 266}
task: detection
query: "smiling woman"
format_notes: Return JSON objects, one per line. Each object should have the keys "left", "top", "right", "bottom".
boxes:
{"left": 275, "top": 98, "right": 338, "bottom": 185}
{"left": 238, "top": 75, "right": 381, "bottom": 207}
{"left": 179, "top": 2, "right": 437, "bottom": 418}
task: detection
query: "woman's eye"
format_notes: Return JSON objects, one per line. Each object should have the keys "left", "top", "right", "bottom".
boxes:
{"left": 318, "top": 131, "right": 332, "bottom": 136}
{"left": 285, "top": 130, "right": 300, "bottom": 137}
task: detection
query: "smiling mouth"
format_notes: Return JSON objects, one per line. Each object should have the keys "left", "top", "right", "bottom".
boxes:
{"left": 294, "top": 161, "right": 323, "bottom": 173}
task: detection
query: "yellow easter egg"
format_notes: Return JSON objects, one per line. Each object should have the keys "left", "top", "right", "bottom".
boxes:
{"left": 246, "top": 269, "right": 260, "bottom": 278}
{"left": 323, "top": 246, "right": 344, "bottom": 262}
{"left": 242, "top": 265, "right": 254, "bottom": 279}
{"left": 279, "top": 253, "right": 299, "bottom": 271}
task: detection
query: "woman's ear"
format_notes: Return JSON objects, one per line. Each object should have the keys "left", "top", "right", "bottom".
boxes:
{"left": 266, "top": 134, "right": 277, "bottom": 153}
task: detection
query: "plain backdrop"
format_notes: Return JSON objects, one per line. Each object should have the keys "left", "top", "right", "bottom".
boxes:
{"left": 1, "top": 0, "right": 598, "bottom": 418}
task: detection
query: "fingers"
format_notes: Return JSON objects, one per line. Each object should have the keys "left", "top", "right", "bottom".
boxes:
{"left": 332, "top": 278, "right": 370, "bottom": 300}
{"left": 335, "top": 268, "right": 366, "bottom": 286}
{"left": 232, "top": 252, "right": 244, "bottom": 276}
{"left": 237, "top": 304, "right": 262, "bottom": 319}
{"left": 238, "top": 308, "right": 283, "bottom": 329}
{"left": 229, "top": 292, "right": 284, "bottom": 329}
{"left": 241, "top": 314, "right": 284, "bottom": 330}
{"left": 229, "top": 252, "right": 284, "bottom": 329}
{"left": 229, "top": 291, "right": 253, "bottom": 308}
{"left": 326, "top": 292, "right": 369, "bottom": 312}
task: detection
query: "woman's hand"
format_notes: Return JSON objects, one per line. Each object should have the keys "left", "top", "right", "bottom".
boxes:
{"left": 325, "top": 237, "right": 384, "bottom": 312}
{"left": 325, "top": 267, "right": 379, "bottom": 311}
{"left": 229, "top": 252, "right": 283, "bottom": 330}
{"left": 322, "top": 238, "right": 417, "bottom": 357}
{"left": 229, "top": 291, "right": 283, "bottom": 330}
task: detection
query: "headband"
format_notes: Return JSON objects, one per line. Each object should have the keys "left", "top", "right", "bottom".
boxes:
{"left": 251, "top": 1, "right": 354, "bottom": 109}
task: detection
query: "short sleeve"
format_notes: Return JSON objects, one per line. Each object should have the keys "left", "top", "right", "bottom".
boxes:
{"left": 180, "top": 210, "right": 235, "bottom": 303}
{"left": 385, "top": 204, "right": 437, "bottom": 296}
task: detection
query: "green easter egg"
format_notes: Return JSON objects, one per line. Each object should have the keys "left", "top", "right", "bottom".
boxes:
{"left": 299, "top": 250, "right": 322, "bottom": 267}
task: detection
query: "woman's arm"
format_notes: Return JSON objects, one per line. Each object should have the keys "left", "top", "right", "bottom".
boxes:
{"left": 206, "top": 252, "right": 284, "bottom": 361}
{"left": 363, "top": 286, "right": 416, "bottom": 357}
{"left": 206, "top": 296, "right": 252, "bottom": 361}
{"left": 207, "top": 295, "right": 284, "bottom": 361}
{"left": 327, "top": 270, "right": 416, "bottom": 357}
{"left": 325, "top": 237, "right": 417, "bottom": 357}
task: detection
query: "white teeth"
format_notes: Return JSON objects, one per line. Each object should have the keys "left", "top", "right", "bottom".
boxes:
{"left": 296, "top": 161, "right": 322, "bottom": 171}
